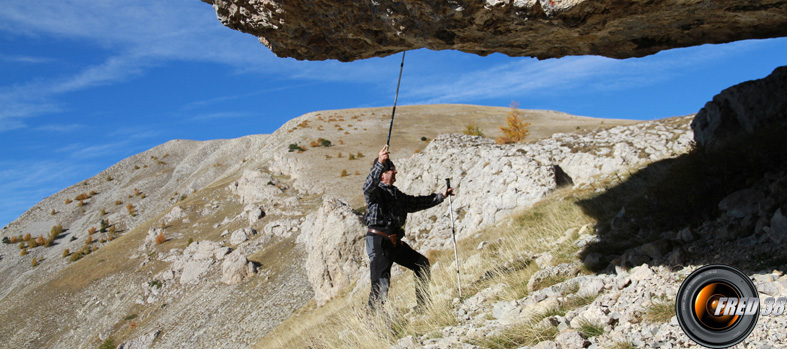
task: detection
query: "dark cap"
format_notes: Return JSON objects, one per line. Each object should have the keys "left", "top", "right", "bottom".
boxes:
{"left": 378, "top": 159, "right": 396, "bottom": 172}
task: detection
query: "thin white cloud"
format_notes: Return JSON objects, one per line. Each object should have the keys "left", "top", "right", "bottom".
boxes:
{"left": 35, "top": 124, "right": 85, "bottom": 132}
{"left": 400, "top": 41, "right": 770, "bottom": 105}
{"left": 0, "top": 54, "right": 53, "bottom": 64}
{"left": 191, "top": 112, "right": 251, "bottom": 121}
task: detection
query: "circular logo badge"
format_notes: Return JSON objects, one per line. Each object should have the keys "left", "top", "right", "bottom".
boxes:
{"left": 675, "top": 264, "right": 759, "bottom": 348}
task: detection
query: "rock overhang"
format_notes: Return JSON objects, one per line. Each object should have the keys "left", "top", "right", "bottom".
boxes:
{"left": 202, "top": 0, "right": 787, "bottom": 62}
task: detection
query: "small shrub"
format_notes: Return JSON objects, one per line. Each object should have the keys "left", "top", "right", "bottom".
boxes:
{"left": 29, "top": 238, "right": 38, "bottom": 248}
{"left": 187, "top": 237, "right": 194, "bottom": 246}
{"left": 135, "top": 188, "right": 141, "bottom": 196}
{"left": 70, "top": 251, "right": 83, "bottom": 262}
{"left": 463, "top": 122, "right": 485, "bottom": 137}
{"left": 354, "top": 171, "right": 360, "bottom": 175}
{"left": 65, "top": 198, "right": 72, "bottom": 204}
{"left": 320, "top": 138, "right": 332, "bottom": 147}
{"left": 421, "top": 136, "right": 428, "bottom": 141}
{"left": 86, "top": 235, "right": 93, "bottom": 245}
{"left": 140, "top": 193, "right": 146, "bottom": 199}
{"left": 23, "top": 233, "right": 31, "bottom": 241}
{"left": 32, "top": 257, "right": 38, "bottom": 267}
{"left": 155, "top": 231, "right": 166, "bottom": 245}
{"left": 134, "top": 165, "right": 140, "bottom": 170}
{"left": 340, "top": 169, "right": 348, "bottom": 177}
{"left": 51, "top": 209, "right": 56, "bottom": 215}
{"left": 20, "top": 248, "right": 27, "bottom": 256}
{"left": 99, "top": 336, "right": 116, "bottom": 349}
{"left": 89, "top": 190, "right": 97, "bottom": 196}
{"left": 1, "top": 237, "right": 9, "bottom": 244}
{"left": 100, "top": 208, "right": 106, "bottom": 216}
{"left": 77, "top": 200, "right": 84, "bottom": 207}
{"left": 149, "top": 280, "right": 162, "bottom": 289}
{"left": 75, "top": 193, "right": 89, "bottom": 201}
{"left": 106, "top": 175, "right": 113, "bottom": 181}
{"left": 288, "top": 143, "right": 305, "bottom": 152}
{"left": 348, "top": 154, "right": 356, "bottom": 160}
{"left": 124, "top": 314, "right": 138, "bottom": 321}
{"left": 18, "top": 242, "right": 25, "bottom": 249}
{"left": 88, "top": 227, "right": 97, "bottom": 235}
{"left": 356, "top": 152, "right": 364, "bottom": 158}
{"left": 36, "top": 235, "right": 45, "bottom": 246}
{"left": 115, "top": 200, "right": 122, "bottom": 206}
{"left": 63, "top": 249, "right": 70, "bottom": 258}
{"left": 126, "top": 203, "right": 135, "bottom": 216}
{"left": 10, "top": 236, "right": 18, "bottom": 244}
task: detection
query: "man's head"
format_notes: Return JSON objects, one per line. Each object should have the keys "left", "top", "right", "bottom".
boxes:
{"left": 379, "top": 159, "right": 397, "bottom": 185}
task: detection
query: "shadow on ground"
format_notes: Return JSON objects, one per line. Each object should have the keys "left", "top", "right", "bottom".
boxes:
{"left": 575, "top": 127, "right": 787, "bottom": 276}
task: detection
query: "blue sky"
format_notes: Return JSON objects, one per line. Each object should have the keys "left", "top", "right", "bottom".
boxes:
{"left": 1, "top": 1, "right": 785, "bottom": 228}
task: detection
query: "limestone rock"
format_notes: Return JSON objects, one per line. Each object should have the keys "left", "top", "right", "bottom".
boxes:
{"left": 204, "top": 0, "right": 787, "bottom": 61}
{"left": 718, "top": 189, "right": 765, "bottom": 219}
{"left": 229, "top": 169, "right": 284, "bottom": 204}
{"left": 221, "top": 250, "right": 258, "bottom": 285}
{"left": 230, "top": 227, "right": 257, "bottom": 245}
{"left": 298, "top": 196, "right": 366, "bottom": 306}
{"left": 164, "top": 205, "right": 185, "bottom": 222}
{"left": 693, "top": 66, "right": 787, "bottom": 149}
{"left": 527, "top": 263, "right": 580, "bottom": 292}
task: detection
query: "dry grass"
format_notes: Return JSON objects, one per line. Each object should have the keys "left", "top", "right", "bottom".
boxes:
{"left": 644, "top": 297, "right": 676, "bottom": 323}
{"left": 256, "top": 187, "right": 597, "bottom": 348}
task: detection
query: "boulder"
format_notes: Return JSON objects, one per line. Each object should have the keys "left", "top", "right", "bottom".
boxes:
{"left": 693, "top": 66, "right": 787, "bottom": 149}
{"left": 230, "top": 227, "right": 257, "bottom": 245}
{"left": 719, "top": 188, "right": 765, "bottom": 219}
{"left": 228, "top": 169, "right": 283, "bottom": 204}
{"left": 164, "top": 205, "right": 186, "bottom": 222}
{"left": 205, "top": 0, "right": 787, "bottom": 61}
{"left": 527, "top": 263, "right": 581, "bottom": 292}
{"left": 221, "top": 251, "right": 258, "bottom": 285}
{"left": 298, "top": 196, "right": 367, "bottom": 306}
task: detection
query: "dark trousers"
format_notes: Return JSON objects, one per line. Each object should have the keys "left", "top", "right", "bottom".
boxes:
{"left": 366, "top": 233, "right": 430, "bottom": 310}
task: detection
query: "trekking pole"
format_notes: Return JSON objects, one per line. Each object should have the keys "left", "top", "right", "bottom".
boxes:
{"left": 445, "top": 178, "right": 462, "bottom": 298}
{"left": 385, "top": 51, "right": 406, "bottom": 150}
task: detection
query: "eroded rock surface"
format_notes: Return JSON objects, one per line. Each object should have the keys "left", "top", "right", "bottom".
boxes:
{"left": 692, "top": 66, "right": 787, "bottom": 149}
{"left": 203, "top": 0, "right": 787, "bottom": 61}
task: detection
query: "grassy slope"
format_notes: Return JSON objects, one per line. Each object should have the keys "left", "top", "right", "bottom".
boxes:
{"left": 257, "top": 186, "right": 598, "bottom": 348}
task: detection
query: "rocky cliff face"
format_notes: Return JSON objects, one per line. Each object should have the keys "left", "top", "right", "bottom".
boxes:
{"left": 692, "top": 66, "right": 787, "bottom": 149}
{"left": 203, "top": 0, "right": 787, "bottom": 61}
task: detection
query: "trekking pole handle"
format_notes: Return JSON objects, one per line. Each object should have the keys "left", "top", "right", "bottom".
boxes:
{"left": 445, "top": 178, "right": 451, "bottom": 189}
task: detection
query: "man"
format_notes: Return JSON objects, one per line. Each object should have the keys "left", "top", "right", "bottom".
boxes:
{"left": 363, "top": 145, "right": 454, "bottom": 310}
